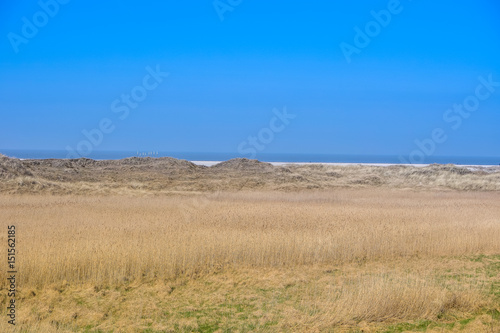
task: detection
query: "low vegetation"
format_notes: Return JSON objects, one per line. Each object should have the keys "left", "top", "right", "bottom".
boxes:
{"left": 1, "top": 189, "right": 499, "bottom": 331}
{"left": 1, "top": 154, "right": 500, "bottom": 194}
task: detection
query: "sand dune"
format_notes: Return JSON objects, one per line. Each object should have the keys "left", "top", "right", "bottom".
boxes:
{"left": 1, "top": 154, "right": 499, "bottom": 194}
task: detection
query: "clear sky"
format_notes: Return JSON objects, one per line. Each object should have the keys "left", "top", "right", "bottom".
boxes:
{"left": 1, "top": 0, "right": 499, "bottom": 160}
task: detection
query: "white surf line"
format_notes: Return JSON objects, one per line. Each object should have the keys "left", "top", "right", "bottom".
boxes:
{"left": 190, "top": 160, "right": 499, "bottom": 169}
{"left": 190, "top": 161, "right": 222, "bottom": 167}
{"left": 190, "top": 161, "right": 430, "bottom": 167}
{"left": 269, "top": 162, "right": 430, "bottom": 167}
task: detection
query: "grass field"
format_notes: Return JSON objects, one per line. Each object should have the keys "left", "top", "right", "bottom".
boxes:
{"left": 1, "top": 189, "right": 500, "bottom": 332}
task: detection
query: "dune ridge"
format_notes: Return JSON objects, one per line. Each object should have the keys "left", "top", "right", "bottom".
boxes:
{"left": 1, "top": 154, "right": 500, "bottom": 194}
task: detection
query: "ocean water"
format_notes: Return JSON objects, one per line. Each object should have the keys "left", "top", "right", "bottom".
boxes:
{"left": 1, "top": 149, "right": 499, "bottom": 166}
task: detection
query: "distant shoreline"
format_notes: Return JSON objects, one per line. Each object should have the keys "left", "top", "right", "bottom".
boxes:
{"left": 1, "top": 150, "right": 499, "bottom": 167}
{"left": 10, "top": 156, "right": 500, "bottom": 169}
{"left": 191, "top": 160, "right": 500, "bottom": 169}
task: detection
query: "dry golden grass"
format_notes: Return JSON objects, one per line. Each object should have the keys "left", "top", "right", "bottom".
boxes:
{"left": 1, "top": 189, "right": 500, "bottom": 332}
{"left": 1, "top": 262, "right": 497, "bottom": 332}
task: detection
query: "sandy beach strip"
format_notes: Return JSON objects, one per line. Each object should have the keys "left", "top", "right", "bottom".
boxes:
{"left": 190, "top": 160, "right": 499, "bottom": 170}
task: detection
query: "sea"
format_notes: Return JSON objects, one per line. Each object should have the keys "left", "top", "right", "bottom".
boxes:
{"left": 0, "top": 149, "right": 498, "bottom": 166}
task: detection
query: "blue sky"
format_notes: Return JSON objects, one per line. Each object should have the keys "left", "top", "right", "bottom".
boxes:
{"left": 1, "top": 0, "right": 499, "bottom": 160}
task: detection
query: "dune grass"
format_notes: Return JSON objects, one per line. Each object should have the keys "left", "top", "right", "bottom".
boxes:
{"left": 0, "top": 189, "right": 499, "bottom": 331}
